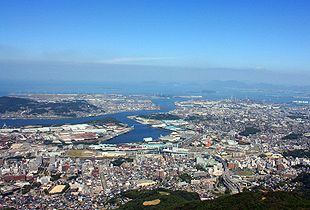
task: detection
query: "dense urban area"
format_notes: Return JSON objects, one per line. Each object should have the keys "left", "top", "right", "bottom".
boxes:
{"left": 0, "top": 94, "right": 309, "bottom": 209}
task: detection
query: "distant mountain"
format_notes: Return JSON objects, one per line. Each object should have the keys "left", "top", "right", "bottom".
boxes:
{"left": 0, "top": 80, "right": 309, "bottom": 97}
{"left": 200, "top": 80, "right": 310, "bottom": 91}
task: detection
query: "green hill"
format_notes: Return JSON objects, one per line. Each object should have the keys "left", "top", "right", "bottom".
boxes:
{"left": 117, "top": 189, "right": 310, "bottom": 210}
{"left": 0, "top": 96, "right": 100, "bottom": 117}
{"left": 116, "top": 189, "right": 199, "bottom": 210}
{"left": 175, "top": 191, "right": 310, "bottom": 210}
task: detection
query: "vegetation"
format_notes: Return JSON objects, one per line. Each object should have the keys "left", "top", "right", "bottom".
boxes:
{"left": 67, "top": 175, "right": 78, "bottom": 181}
{"left": 6, "top": 155, "right": 24, "bottom": 161}
{"left": 179, "top": 173, "right": 192, "bottom": 183}
{"left": 283, "top": 149, "right": 310, "bottom": 158}
{"left": 21, "top": 182, "right": 41, "bottom": 194}
{"left": 158, "top": 191, "right": 170, "bottom": 196}
{"left": 239, "top": 127, "right": 261, "bottom": 136}
{"left": 0, "top": 96, "right": 35, "bottom": 113}
{"left": 0, "top": 96, "right": 100, "bottom": 117}
{"left": 21, "top": 184, "right": 32, "bottom": 194}
{"left": 50, "top": 173, "right": 62, "bottom": 181}
{"left": 117, "top": 189, "right": 310, "bottom": 210}
{"left": 174, "top": 191, "right": 310, "bottom": 210}
{"left": 292, "top": 164, "right": 310, "bottom": 170}
{"left": 139, "top": 113, "right": 181, "bottom": 120}
{"left": 294, "top": 172, "right": 310, "bottom": 198}
{"left": 288, "top": 114, "right": 308, "bottom": 120}
{"left": 111, "top": 157, "right": 133, "bottom": 167}
{"left": 121, "top": 189, "right": 156, "bottom": 199}
{"left": 118, "top": 189, "right": 200, "bottom": 210}
{"left": 195, "top": 164, "right": 207, "bottom": 171}
{"left": 282, "top": 133, "right": 302, "bottom": 140}
{"left": 185, "top": 115, "right": 214, "bottom": 122}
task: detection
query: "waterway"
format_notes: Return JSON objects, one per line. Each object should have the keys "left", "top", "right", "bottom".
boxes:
{"left": 0, "top": 98, "right": 182, "bottom": 144}
{"left": 0, "top": 94, "right": 305, "bottom": 144}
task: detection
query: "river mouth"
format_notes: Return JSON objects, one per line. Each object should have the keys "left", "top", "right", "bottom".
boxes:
{"left": 0, "top": 98, "right": 182, "bottom": 144}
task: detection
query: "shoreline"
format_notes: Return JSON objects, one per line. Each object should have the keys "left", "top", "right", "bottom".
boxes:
{"left": 0, "top": 108, "right": 160, "bottom": 121}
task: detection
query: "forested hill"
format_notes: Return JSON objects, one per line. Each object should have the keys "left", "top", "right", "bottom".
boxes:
{"left": 0, "top": 96, "right": 101, "bottom": 118}
{"left": 117, "top": 189, "right": 310, "bottom": 210}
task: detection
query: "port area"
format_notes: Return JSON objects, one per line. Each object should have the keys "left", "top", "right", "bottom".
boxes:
{"left": 0, "top": 118, "right": 133, "bottom": 146}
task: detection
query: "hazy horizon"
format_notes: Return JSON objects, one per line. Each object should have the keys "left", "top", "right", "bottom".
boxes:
{"left": 1, "top": 59, "right": 310, "bottom": 86}
{"left": 1, "top": 0, "right": 310, "bottom": 87}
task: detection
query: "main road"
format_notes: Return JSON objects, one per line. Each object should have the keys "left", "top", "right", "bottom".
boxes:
{"left": 179, "top": 132, "right": 241, "bottom": 194}
{"left": 213, "top": 155, "right": 241, "bottom": 194}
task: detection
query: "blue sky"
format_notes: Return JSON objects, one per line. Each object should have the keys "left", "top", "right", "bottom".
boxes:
{"left": 0, "top": 0, "right": 310, "bottom": 84}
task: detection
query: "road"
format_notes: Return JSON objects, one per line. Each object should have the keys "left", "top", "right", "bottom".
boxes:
{"left": 213, "top": 155, "right": 241, "bottom": 194}
{"left": 179, "top": 132, "right": 241, "bottom": 194}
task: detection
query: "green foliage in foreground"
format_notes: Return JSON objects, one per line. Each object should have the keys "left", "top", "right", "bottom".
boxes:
{"left": 176, "top": 191, "right": 310, "bottom": 210}
{"left": 294, "top": 172, "right": 310, "bottom": 199}
{"left": 117, "top": 189, "right": 310, "bottom": 210}
{"left": 118, "top": 189, "right": 200, "bottom": 210}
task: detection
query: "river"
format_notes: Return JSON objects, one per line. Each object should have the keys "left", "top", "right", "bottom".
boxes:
{"left": 0, "top": 98, "right": 182, "bottom": 144}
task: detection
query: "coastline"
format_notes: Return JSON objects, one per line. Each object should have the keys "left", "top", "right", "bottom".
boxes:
{"left": 0, "top": 108, "right": 160, "bottom": 121}
{"left": 0, "top": 98, "right": 176, "bottom": 144}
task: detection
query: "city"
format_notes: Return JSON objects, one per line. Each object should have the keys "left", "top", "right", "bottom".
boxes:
{"left": 1, "top": 0, "right": 310, "bottom": 209}
{"left": 0, "top": 95, "right": 309, "bottom": 209}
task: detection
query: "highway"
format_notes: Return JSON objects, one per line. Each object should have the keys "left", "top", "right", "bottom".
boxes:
{"left": 177, "top": 132, "right": 241, "bottom": 194}
{"left": 213, "top": 155, "right": 241, "bottom": 194}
